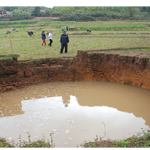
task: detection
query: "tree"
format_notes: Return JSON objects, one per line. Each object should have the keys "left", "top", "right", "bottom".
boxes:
{"left": 45, "top": 9, "right": 51, "bottom": 16}
{"left": 11, "top": 9, "right": 31, "bottom": 17}
{"left": 140, "top": 7, "right": 150, "bottom": 12}
{"left": 3, "top": 7, "right": 18, "bottom": 11}
{"left": 32, "top": 7, "right": 41, "bottom": 17}
{"left": 11, "top": 9, "right": 23, "bottom": 17}
{"left": 123, "top": 7, "right": 140, "bottom": 20}
{"left": 10, "top": 9, "right": 32, "bottom": 20}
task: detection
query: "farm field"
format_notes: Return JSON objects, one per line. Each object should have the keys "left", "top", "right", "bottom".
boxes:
{"left": 0, "top": 19, "right": 150, "bottom": 61}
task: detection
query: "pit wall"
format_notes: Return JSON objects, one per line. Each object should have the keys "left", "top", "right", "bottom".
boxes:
{"left": 0, "top": 49, "right": 150, "bottom": 93}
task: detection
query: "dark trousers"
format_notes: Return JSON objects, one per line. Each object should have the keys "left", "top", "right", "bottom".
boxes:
{"left": 60, "top": 43, "right": 68, "bottom": 53}
{"left": 48, "top": 39, "right": 52, "bottom": 46}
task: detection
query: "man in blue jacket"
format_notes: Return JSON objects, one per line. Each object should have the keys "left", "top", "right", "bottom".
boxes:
{"left": 60, "top": 30, "right": 69, "bottom": 53}
{"left": 41, "top": 31, "right": 46, "bottom": 46}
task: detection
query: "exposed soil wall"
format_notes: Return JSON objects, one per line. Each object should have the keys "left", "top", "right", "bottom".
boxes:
{"left": 0, "top": 49, "right": 150, "bottom": 93}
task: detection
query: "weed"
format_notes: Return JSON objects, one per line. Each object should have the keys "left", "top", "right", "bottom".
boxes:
{"left": 26, "top": 132, "right": 31, "bottom": 143}
{"left": 82, "top": 129, "right": 150, "bottom": 148}
{"left": 0, "top": 132, "right": 55, "bottom": 148}
{"left": 94, "top": 135, "right": 98, "bottom": 142}
{"left": 0, "top": 137, "right": 15, "bottom": 148}
{"left": 113, "top": 140, "right": 130, "bottom": 147}
{"left": 50, "top": 132, "right": 55, "bottom": 147}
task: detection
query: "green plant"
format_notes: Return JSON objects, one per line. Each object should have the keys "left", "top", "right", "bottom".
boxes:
{"left": 113, "top": 140, "right": 130, "bottom": 147}
{"left": 0, "top": 138, "right": 15, "bottom": 148}
{"left": 82, "top": 129, "right": 150, "bottom": 148}
{"left": 50, "top": 132, "right": 55, "bottom": 147}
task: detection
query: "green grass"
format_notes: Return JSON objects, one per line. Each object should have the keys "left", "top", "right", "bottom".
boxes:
{"left": 51, "top": 20, "right": 150, "bottom": 31}
{"left": 0, "top": 20, "right": 150, "bottom": 61}
{"left": 0, "top": 133, "right": 54, "bottom": 148}
{"left": 0, "top": 130, "right": 149, "bottom": 148}
{"left": 0, "top": 54, "right": 19, "bottom": 60}
{"left": 82, "top": 130, "right": 150, "bottom": 148}
{"left": 0, "top": 138, "right": 15, "bottom": 148}
{"left": 0, "top": 20, "right": 38, "bottom": 25}
{"left": 21, "top": 140, "right": 51, "bottom": 148}
{"left": 74, "top": 24, "right": 148, "bottom": 31}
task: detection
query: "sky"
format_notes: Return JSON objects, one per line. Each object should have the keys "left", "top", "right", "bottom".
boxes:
{"left": 0, "top": 0, "right": 150, "bottom": 8}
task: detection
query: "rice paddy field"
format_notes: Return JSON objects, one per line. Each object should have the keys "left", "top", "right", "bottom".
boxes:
{"left": 0, "top": 19, "right": 150, "bottom": 61}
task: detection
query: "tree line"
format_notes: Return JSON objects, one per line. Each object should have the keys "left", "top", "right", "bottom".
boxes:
{"left": 50, "top": 7, "right": 150, "bottom": 21}
{"left": 1, "top": 6, "right": 150, "bottom": 21}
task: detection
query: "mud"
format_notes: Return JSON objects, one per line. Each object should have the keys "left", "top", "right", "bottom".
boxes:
{"left": 0, "top": 81, "right": 150, "bottom": 147}
{"left": 0, "top": 49, "right": 150, "bottom": 92}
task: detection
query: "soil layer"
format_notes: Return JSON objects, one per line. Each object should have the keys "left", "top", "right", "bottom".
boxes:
{"left": 0, "top": 49, "right": 150, "bottom": 93}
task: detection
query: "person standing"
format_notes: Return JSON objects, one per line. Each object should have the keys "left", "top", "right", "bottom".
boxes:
{"left": 66, "top": 26, "right": 68, "bottom": 31}
{"left": 48, "top": 31, "right": 53, "bottom": 47}
{"left": 41, "top": 31, "right": 46, "bottom": 46}
{"left": 60, "top": 30, "right": 69, "bottom": 53}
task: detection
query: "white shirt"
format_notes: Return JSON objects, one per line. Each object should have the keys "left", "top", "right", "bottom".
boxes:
{"left": 48, "top": 33, "right": 52, "bottom": 40}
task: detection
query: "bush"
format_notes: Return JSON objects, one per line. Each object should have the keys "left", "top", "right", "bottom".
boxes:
{"left": 58, "top": 15, "right": 76, "bottom": 21}
{"left": 9, "top": 16, "right": 33, "bottom": 21}
{"left": 59, "top": 15, "right": 96, "bottom": 21}
{"left": 59, "top": 15, "right": 78, "bottom": 21}
{"left": 78, "top": 15, "right": 96, "bottom": 21}
{"left": 51, "top": 13, "right": 63, "bottom": 17}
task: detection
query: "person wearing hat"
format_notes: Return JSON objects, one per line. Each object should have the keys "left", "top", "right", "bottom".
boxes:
{"left": 41, "top": 31, "right": 46, "bottom": 46}
{"left": 60, "top": 30, "right": 69, "bottom": 53}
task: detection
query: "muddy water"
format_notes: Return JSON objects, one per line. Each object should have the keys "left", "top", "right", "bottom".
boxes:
{"left": 0, "top": 81, "right": 150, "bottom": 147}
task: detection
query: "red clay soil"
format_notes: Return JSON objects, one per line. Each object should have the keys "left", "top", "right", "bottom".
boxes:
{"left": 0, "top": 49, "right": 150, "bottom": 93}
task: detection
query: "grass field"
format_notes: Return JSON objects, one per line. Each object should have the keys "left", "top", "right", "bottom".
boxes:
{"left": 0, "top": 19, "right": 150, "bottom": 61}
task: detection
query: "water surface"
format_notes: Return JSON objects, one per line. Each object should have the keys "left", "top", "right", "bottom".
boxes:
{"left": 0, "top": 81, "right": 150, "bottom": 147}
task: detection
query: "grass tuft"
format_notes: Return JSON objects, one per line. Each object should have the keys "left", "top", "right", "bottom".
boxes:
{"left": 82, "top": 130, "right": 150, "bottom": 148}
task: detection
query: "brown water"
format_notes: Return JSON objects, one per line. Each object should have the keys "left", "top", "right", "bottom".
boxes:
{"left": 0, "top": 81, "right": 150, "bottom": 147}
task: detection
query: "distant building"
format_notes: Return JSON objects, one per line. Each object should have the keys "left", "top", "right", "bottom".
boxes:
{"left": 0, "top": 7, "right": 4, "bottom": 14}
{"left": 0, "top": 8, "right": 10, "bottom": 16}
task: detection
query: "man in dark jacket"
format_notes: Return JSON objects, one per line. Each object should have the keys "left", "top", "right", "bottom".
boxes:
{"left": 60, "top": 30, "right": 69, "bottom": 53}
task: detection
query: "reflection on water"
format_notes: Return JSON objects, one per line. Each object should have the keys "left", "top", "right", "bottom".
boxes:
{"left": 0, "top": 81, "right": 150, "bottom": 147}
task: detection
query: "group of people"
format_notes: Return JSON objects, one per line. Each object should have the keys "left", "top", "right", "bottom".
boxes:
{"left": 41, "top": 31, "right": 53, "bottom": 47}
{"left": 41, "top": 29, "right": 69, "bottom": 54}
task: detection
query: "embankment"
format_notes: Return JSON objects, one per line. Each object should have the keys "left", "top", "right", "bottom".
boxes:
{"left": 0, "top": 49, "right": 150, "bottom": 92}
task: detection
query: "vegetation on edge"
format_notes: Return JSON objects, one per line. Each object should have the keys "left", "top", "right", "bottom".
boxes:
{"left": 0, "top": 130, "right": 150, "bottom": 148}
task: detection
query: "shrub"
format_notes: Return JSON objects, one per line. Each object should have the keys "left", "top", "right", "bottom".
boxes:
{"left": 58, "top": 15, "right": 78, "bottom": 21}
{"left": 78, "top": 15, "right": 96, "bottom": 21}
{"left": 59, "top": 15, "right": 96, "bottom": 21}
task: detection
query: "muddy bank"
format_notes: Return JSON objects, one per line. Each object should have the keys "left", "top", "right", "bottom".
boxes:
{"left": 0, "top": 49, "right": 150, "bottom": 92}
